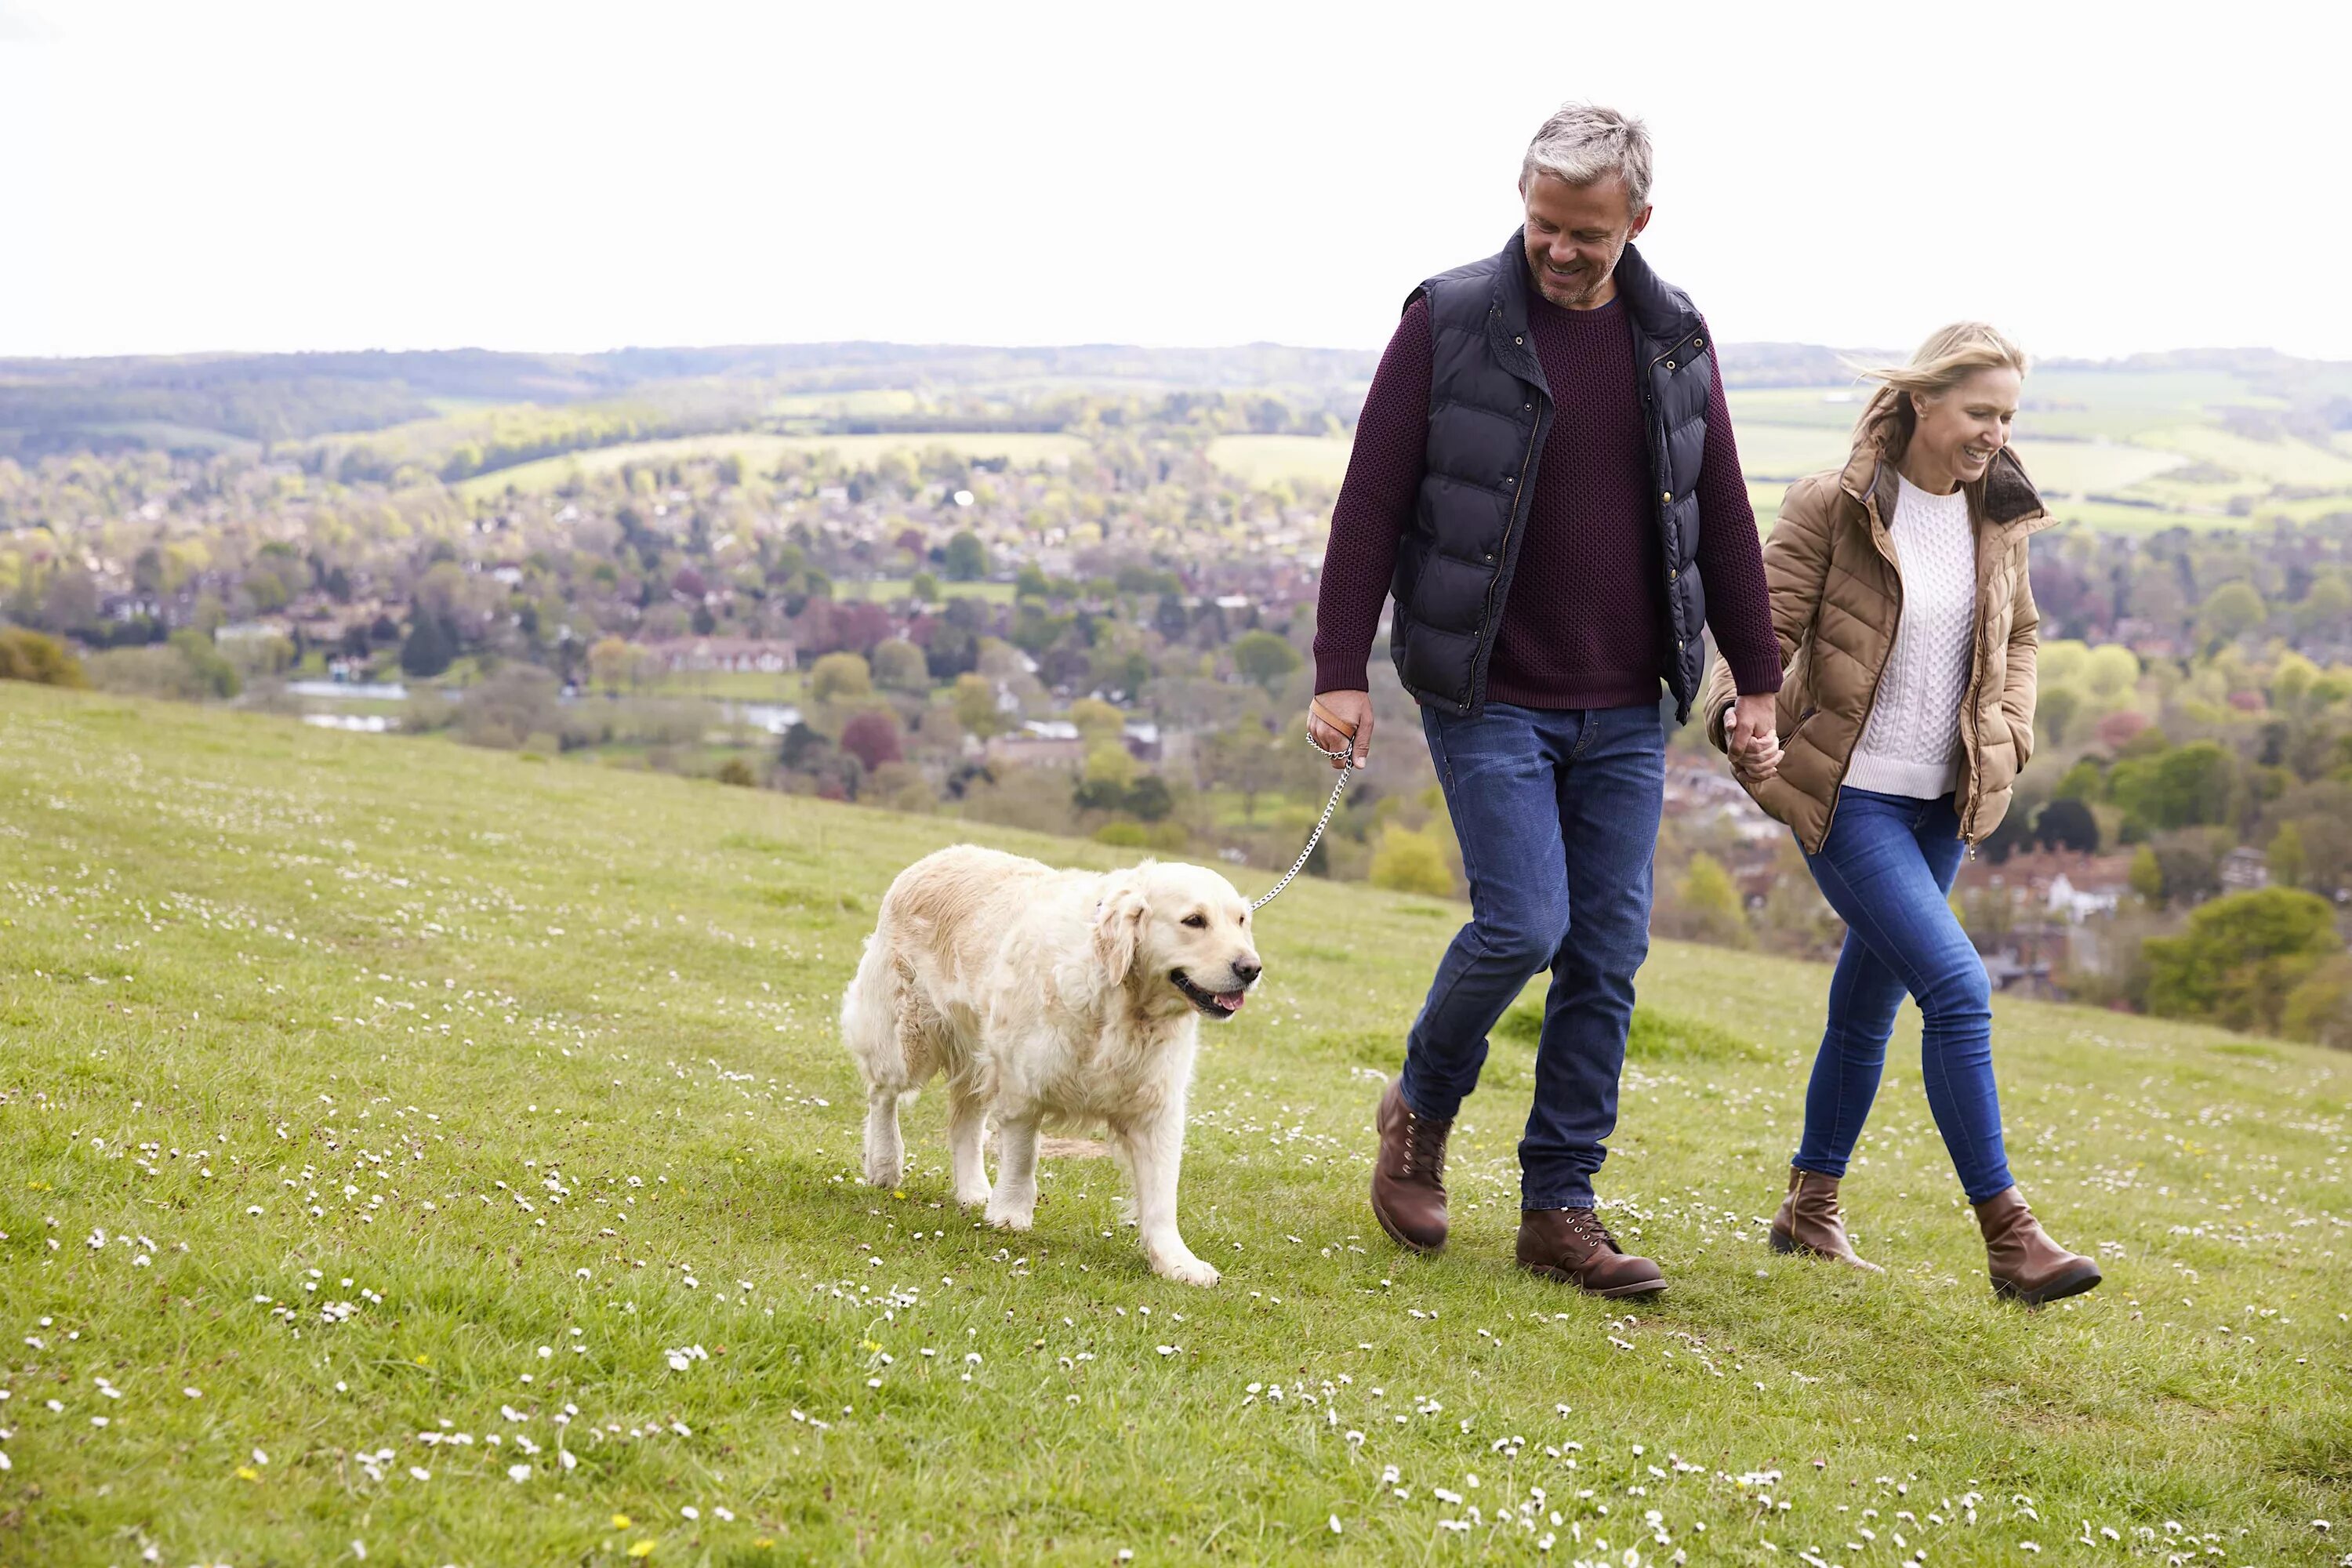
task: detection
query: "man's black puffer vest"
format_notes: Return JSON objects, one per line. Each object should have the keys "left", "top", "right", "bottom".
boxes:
{"left": 1387, "top": 231, "right": 1715, "bottom": 721}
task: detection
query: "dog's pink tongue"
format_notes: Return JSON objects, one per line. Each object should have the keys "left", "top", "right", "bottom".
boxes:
{"left": 1215, "top": 990, "right": 1247, "bottom": 1012}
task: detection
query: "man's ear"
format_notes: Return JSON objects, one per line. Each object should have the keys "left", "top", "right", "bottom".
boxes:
{"left": 1092, "top": 877, "right": 1149, "bottom": 985}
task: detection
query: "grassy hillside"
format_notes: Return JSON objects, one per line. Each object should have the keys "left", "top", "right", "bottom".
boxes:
{"left": 0, "top": 687, "right": 2344, "bottom": 1565}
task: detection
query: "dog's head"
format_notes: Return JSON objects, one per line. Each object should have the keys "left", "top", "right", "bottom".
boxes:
{"left": 1093, "top": 860, "right": 1262, "bottom": 1022}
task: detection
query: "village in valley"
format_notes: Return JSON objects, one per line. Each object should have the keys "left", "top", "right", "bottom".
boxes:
{"left": 5, "top": 341, "right": 2352, "bottom": 1043}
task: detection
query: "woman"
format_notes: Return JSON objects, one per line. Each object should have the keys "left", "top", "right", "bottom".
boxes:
{"left": 1700, "top": 322, "right": 2100, "bottom": 1306}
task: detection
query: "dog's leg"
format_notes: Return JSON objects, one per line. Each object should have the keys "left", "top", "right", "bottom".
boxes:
{"left": 946, "top": 1081, "right": 992, "bottom": 1209}
{"left": 862, "top": 1086, "right": 906, "bottom": 1189}
{"left": 1115, "top": 1107, "right": 1219, "bottom": 1287}
{"left": 984, "top": 1113, "right": 1040, "bottom": 1231}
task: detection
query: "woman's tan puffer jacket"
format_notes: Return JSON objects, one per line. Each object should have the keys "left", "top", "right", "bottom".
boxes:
{"left": 1701, "top": 437, "right": 2057, "bottom": 853}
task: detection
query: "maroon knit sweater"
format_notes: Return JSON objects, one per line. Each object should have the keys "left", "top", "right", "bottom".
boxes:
{"left": 1313, "top": 289, "right": 1783, "bottom": 710}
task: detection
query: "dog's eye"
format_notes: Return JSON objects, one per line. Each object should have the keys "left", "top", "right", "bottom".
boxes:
{"left": 1181, "top": 913, "right": 1207, "bottom": 929}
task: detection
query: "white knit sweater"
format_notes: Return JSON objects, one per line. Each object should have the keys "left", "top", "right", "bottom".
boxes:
{"left": 1846, "top": 474, "right": 1976, "bottom": 799}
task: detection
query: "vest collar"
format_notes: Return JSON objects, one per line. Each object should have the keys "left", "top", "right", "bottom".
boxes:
{"left": 1488, "top": 231, "right": 1699, "bottom": 387}
{"left": 1606, "top": 239, "right": 1703, "bottom": 347}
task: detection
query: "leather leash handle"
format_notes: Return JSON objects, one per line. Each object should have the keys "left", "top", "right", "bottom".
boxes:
{"left": 1308, "top": 695, "right": 1358, "bottom": 741}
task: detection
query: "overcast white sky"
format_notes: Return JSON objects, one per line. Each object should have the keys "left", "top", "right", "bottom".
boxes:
{"left": 2, "top": 0, "right": 2346, "bottom": 362}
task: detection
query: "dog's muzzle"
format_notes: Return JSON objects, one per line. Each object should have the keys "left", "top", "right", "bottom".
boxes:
{"left": 1171, "top": 968, "right": 1250, "bottom": 1019}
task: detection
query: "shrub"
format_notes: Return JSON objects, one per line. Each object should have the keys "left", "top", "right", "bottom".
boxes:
{"left": 943, "top": 531, "right": 989, "bottom": 581}
{"left": 808, "top": 651, "right": 872, "bottom": 702}
{"left": 2282, "top": 956, "right": 2352, "bottom": 1050}
{"left": 839, "top": 710, "right": 903, "bottom": 771}
{"left": 399, "top": 614, "right": 455, "bottom": 678}
{"left": 0, "top": 627, "right": 87, "bottom": 688}
{"left": 2109, "top": 740, "right": 2234, "bottom": 831}
{"left": 457, "top": 666, "right": 561, "bottom": 750}
{"left": 2036, "top": 798, "right": 2100, "bottom": 854}
{"left": 2143, "top": 887, "right": 2343, "bottom": 1036}
{"left": 1231, "top": 630, "right": 1303, "bottom": 692}
{"left": 871, "top": 639, "right": 930, "bottom": 693}
{"left": 716, "top": 757, "right": 757, "bottom": 787}
{"left": 87, "top": 645, "right": 210, "bottom": 702}
{"left": 1659, "top": 851, "right": 1750, "bottom": 947}
{"left": 1369, "top": 823, "right": 1455, "bottom": 898}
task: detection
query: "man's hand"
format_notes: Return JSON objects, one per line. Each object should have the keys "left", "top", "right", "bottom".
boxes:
{"left": 1726, "top": 692, "right": 1782, "bottom": 780}
{"left": 1308, "top": 691, "right": 1373, "bottom": 770}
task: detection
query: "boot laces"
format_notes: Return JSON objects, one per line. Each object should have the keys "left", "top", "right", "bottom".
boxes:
{"left": 1399, "top": 1108, "right": 1449, "bottom": 1181}
{"left": 1566, "top": 1210, "right": 1617, "bottom": 1250}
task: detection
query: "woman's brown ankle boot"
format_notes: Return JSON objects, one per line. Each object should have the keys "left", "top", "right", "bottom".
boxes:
{"left": 1769, "top": 1167, "right": 1882, "bottom": 1272}
{"left": 1973, "top": 1186, "right": 2101, "bottom": 1305}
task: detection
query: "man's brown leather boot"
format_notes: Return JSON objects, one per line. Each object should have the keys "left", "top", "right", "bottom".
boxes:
{"left": 1370, "top": 1080, "right": 1450, "bottom": 1253}
{"left": 1769, "top": 1167, "right": 1882, "bottom": 1272}
{"left": 1516, "top": 1207, "right": 1666, "bottom": 1298}
{"left": 1973, "top": 1186, "right": 2101, "bottom": 1305}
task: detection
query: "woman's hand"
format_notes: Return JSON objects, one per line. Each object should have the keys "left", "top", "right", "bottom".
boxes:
{"left": 1726, "top": 694, "right": 1783, "bottom": 781}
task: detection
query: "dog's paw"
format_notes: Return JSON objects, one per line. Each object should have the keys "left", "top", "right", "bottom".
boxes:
{"left": 862, "top": 1156, "right": 903, "bottom": 1189}
{"left": 1150, "top": 1251, "right": 1221, "bottom": 1287}
{"left": 953, "top": 1182, "right": 993, "bottom": 1210}
{"left": 985, "top": 1203, "right": 1035, "bottom": 1232}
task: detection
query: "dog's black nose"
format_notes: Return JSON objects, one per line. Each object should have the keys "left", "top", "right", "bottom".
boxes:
{"left": 1232, "top": 961, "right": 1261, "bottom": 987}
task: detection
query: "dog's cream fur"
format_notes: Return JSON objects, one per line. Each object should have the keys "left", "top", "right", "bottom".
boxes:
{"left": 840, "top": 845, "right": 1261, "bottom": 1286}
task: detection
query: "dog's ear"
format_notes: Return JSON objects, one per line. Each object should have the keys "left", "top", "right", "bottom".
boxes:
{"left": 1092, "top": 877, "right": 1149, "bottom": 985}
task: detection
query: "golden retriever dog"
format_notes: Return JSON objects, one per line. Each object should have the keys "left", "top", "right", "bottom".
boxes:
{"left": 840, "top": 845, "right": 1261, "bottom": 1286}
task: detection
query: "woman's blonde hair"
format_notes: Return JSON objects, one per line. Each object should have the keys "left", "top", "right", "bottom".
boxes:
{"left": 1849, "top": 321, "right": 2029, "bottom": 462}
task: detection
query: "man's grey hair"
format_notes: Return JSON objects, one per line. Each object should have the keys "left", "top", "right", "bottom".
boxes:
{"left": 1521, "top": 103, "right": 1653, "bottom": 212}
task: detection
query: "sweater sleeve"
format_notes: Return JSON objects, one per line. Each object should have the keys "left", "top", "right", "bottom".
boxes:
{"left": 1312, "top": 296, "right": 1433, "bottom": 694}
{"left": 1691, "top": 340, "right": 1784, "bottom": 696}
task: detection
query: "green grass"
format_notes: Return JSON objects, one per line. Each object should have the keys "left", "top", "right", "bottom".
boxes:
{"left": 768, "top": 390, "right": 925, "bottom": 419}
{"left": 2039, "top": 499, "right": 2241, "bottom": 536}
{"left": 456, "top": 434, "right": 1087, "bottom": 500}
{"left": 1206, "top": 435, "right": 1355, "bottom": 488}
{"left": 1, "top": 685, "right": 2347, "bottom": 1565}
{"left": 833, "top": 578, "right": 1018, "bottom": 607}
{"left": 1726, "top": 390, "right": 1870, "bottom": 431}
{"left": 2140, "top": 427, "right": 2352, "bottom": 490}
{"left": 631, "top": 670, "right": 808, "bottom": 702}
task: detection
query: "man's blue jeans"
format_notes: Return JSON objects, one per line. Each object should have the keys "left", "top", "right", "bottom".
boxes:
{"left": 1398, "top": 701, "right": 1664, "bottom": 1210}
{"left": 1795, "top": 787, "right": 2014, "bottom": 1202}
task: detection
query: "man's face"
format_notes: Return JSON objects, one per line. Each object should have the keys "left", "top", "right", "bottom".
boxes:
{"left": 1519, "top": 172, "right": 1651, "bottom": 310}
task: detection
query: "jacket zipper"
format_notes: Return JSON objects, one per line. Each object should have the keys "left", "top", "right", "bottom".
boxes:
{"left": 1958, "top": 525, "right": 1997, "bottom": 849}
{"left": 1816, "top": 483, "right": 1904, "bottom": 850}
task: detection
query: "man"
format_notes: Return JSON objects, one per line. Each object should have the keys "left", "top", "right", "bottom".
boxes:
{"left": 1308, "top": 103, "right": 1784, "bottom": 1298}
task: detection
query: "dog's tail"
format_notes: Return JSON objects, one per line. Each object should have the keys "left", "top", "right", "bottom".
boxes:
{"left": 840, "top": 928, "right": 910, "bottom": 1089}
{"left": 843, "top": 928, "right": 920, "bottom": 1188}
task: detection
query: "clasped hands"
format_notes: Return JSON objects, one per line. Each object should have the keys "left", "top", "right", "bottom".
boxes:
{"left": 1312, "top": 689, "right": 1780, "bottom": 782}
{"left": 1726, "top": 692, "right": 1783, "bottom": 782}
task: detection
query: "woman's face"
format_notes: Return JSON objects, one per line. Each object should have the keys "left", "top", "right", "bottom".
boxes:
{"left": 1911, "top": 366, "right": 2022, "bottom": 487}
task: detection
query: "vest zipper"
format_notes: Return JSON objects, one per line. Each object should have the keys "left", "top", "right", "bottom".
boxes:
{"left": 1644, "top": 335, "right": 1700, "bottom": 660}
{"left": 1470, "top": 405, "right": 1542, "bottom": 710}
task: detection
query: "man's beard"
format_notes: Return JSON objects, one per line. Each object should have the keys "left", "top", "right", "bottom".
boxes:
{"left": 1539, "top": 273, "right": 1600, "bottom": 308}
{"left": 1527, "top": 249, "right": 1619, "bottom": 309}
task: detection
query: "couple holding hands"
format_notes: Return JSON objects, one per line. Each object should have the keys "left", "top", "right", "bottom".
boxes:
{"left": 1306, "top": 103, "right": 2100, "bottom": 1306}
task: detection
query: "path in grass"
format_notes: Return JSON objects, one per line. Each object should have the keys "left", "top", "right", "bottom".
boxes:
{"left": 0, "top": 687, "right": 2344, "bottom": 1564}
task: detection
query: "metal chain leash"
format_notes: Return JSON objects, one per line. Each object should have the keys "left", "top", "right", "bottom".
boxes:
{"left": 1250, "top": 731, "right": 1357, "bottom": 912}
